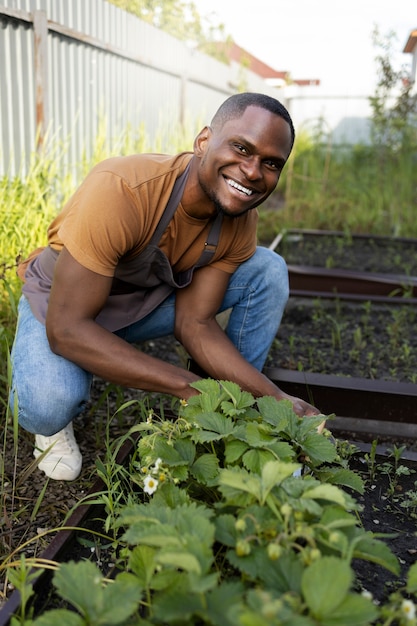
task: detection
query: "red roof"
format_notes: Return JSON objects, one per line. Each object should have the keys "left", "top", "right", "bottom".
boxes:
{"left": 404, "top": 29, "right": 417, "bottom": 53}
{"left": 212, "top": 41, "right": 319, "bottom": 86}
{"left": 225, "top": 42, "right": 289, "bottom": 80}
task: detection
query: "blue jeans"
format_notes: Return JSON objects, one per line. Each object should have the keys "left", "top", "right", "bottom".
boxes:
{"left": 9, "top": 247, "right": 289, "bottom": 435}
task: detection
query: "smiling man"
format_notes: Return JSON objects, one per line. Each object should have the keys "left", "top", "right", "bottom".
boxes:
{"left": 10, "top": 92, "right": 319, "bottom": 481}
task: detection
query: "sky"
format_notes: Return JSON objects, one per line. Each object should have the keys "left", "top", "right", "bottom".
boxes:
{"left": 193, "top": 0, "right": 416, "bottom": 96}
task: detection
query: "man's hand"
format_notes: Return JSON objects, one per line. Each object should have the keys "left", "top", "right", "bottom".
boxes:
{"left": 270, "top": 390, "right": 326, "bottom": 433}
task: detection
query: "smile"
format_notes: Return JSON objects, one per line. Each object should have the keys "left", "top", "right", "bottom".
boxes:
{"left": 226, "top": 177, "right": 253, "bottom": 196}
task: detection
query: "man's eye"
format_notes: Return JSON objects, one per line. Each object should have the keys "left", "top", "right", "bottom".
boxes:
{"left": 264, "top": 160, "right": 278, "bottom": 169}
{"left": 234, "top": 144, "right": 248, "bottom": 154}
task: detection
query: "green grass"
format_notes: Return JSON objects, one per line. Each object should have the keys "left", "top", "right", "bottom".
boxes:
{"left": 257, "top": 129, "right": 417, "bottom": 242}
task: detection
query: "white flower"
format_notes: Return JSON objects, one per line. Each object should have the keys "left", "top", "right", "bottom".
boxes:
{"left": 401, "top": 599, "right": 416, "bottom": 621}
{"left": 153, "top": 457, "right": 162, "bottom": 472}
{"left": 143, "top": 474, "right": 159, "bottom": 495}
{"left": 361, "top": 589, "right": 373, "bottom": 600}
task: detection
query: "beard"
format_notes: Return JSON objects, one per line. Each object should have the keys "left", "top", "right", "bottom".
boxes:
{"left": 198, "top": 176, "right": 253, "bottom": 219}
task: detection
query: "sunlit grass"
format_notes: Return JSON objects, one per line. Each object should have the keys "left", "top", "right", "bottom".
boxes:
{"left": 258, "top": 128, "right": 417, "bottom": 242}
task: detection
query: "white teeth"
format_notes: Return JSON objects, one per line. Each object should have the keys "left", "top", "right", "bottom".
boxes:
{"left": 227, "top": 178, "right": 252, "bottom": 196}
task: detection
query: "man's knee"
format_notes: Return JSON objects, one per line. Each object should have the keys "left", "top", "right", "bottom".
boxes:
{"left": 251, "top": 247, "right": 289, "bottom": 299}
{"left": 10, "top": 381, "right": 88, "bottom": 436}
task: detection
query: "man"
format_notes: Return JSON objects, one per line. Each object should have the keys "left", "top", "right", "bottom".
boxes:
{"left": 10, "top": 92, "right": 320, "bottom": 481}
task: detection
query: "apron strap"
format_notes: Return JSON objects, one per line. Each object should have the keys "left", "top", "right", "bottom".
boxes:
{"left": 151, "top": 159, "right": 224, "bottom": 269}
{"left": 149, "top": 161, "right": 191, "bottom": 245}
{"left": 195, "top": 212, "right": 224, "bottom": 267}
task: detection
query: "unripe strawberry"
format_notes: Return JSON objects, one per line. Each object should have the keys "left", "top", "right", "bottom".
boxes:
{"left": 236, "top": 540, "right": 251, "bottom": 557}
{"left": 267, "top": 543, "right": 282, "bottom": 560}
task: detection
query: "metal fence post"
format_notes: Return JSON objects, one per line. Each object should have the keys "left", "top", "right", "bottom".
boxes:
{"left": 33, "top": 10, "right": 48, "bottom": 151}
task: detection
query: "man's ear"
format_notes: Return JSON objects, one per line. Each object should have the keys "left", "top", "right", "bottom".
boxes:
{"left": 194, "top": 126, "right": 212, "bottom": 156}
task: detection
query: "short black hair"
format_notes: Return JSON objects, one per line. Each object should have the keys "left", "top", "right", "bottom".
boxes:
{"left": 211, "top": 92, "right": 295, "bottom": 147}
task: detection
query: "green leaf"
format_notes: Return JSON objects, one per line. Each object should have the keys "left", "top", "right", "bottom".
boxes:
{"left": 228, "top": 546, "right": 304, "bottom": 595}
{"left": 407, "top": 561, "right": 417, "bottom": 593}
{"left": 244, "top": 588, "right": 314, "bottom": 626}
{"left": 316, "top": 468, "right": 364, "bottom": 494}
{"left": 302, "top": 557, "right": 352, "bottom": 618}
{"left": 244, "top": 421, "right": 276, "bottom": 447}
{"left": 157, "top": 550, "right": 202, "bottom": 574}
{"left": 260, "top": 551, "right": 304, "bottom": 594}
{"left": 215, "top": 514, "right": 238, "bottom": 547}
{"left": 225, "top": 438, "right": 248, "bottom": 464}
{"left": 219, "top": 467, "right": 261, "bottom": 500}
{"left": 32, "top": 610, "right": 83, "bottom": 626}
{"left": 194, "top": 411, "right": 237, "bottom": 441}
{"left": 319, "top": 593, "right": 378, "bottom": 626}
{"left": 226, "top": 547, "right": 260, "bottom": 580}
{"left": 53, "top": 562, "right": 142, "bottom": 625}
{"left": 303, "top": 484, "right": 349, "bottom": 507}
{"left": 189, "top": 378, "right": 222, "bottom": 394}
{"left": 123, "top": 523, "right": 183, "bottom": 548}
{"left": 300, "top": 434, "right": 337, "bottom": 463}
{"left": 261, "top": 460, "right": 302, "bottom": 503}
{"left": 100, "top": 573, "right": 143, "bottom": 623}
{"left": 53, "top": 561, "right": 104, "bottom": 617}
{"left": 242, "top": 448, "right": 276, "bottom": 473}
{"left": 206, "top": 580, "right": 246, "bottom": 626}
{"left": 353, "top": 534, "right": 400, "bottom": 574}
{"left": 220, "top": 380, "right": 255, "bottom": 414}
{"left": 151, "top": 568, "right": 181, "bottom": 591}
{"left": 152, "top": 481, "right": 190, "bottom": 508}
{"left": 256, "top": 395, "right": 291, "bottom": 429}
{"left": 319, "top": 506, "right": 359, "bottom": 531}
{"left": 140, "top": 438, "right": 184, "bottom": 465}
{"left": 189, "top": 379, "right": 224, "bottom": 411}
{"left": 174, "top": 438, "right": 196, "bottom": 464}
{"left": 191, "top": 453, "right": 219, "bottom": 483}
{"left": 128, "top": 544, "right": 157, "bottom": 587}
{"left": 265, "top": 440, "right": 294, "bottom": 461}
{"left": 153, "top": 583, "right": 203, "bottom": 622}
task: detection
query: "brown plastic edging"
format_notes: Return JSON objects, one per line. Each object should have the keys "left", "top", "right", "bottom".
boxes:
{"left": 268, "top": 229, "right": 417, "bottom": 300}
{"left": 263, "top": 367, "right": 417, "bottom": 425}
{"left": 287, "top": 264, "right": 417, "bottom": 299}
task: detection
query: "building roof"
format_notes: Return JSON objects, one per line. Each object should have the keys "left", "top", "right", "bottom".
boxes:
{"left": 404, "top": 29, "right": 417, "bottom": 53}
{"left": 213, "top": 41, "right": 320, "bottom": 86}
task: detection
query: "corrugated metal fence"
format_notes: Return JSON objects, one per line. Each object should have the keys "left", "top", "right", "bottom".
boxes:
{"left": 0, "top": 0, "right": 280, "bottom": 179}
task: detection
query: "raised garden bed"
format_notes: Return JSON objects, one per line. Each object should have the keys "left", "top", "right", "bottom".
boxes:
{"left": 270, "top": 229, "right": 417, "bottom": 300}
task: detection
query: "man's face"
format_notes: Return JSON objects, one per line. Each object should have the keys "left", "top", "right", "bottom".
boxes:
{"left": 195, "top": 105, "right": 293, "bottom": 217}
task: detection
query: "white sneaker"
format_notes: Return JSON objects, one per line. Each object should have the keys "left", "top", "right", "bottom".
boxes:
{"left": 34, "top": 422, "right": 82, "bottom": 481}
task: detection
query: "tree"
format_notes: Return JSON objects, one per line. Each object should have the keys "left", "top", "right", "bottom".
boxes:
{"left": 369, "top": 27, "right": 417, "bottom": 152}
{"left": 106, "top": 0, "right": 231, "bottom": 62}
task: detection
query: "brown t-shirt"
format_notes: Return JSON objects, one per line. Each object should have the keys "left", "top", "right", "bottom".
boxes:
{"left": 20, "top": 152, "right": 258, "bottom": 329}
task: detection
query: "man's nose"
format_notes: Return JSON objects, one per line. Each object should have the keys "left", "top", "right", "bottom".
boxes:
{"left": 240, "top": 156, "right": 262, "bottom": 180}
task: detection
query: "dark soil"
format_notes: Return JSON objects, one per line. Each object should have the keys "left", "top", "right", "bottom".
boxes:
{"left": 275, "top": 230, "right": 417, "bottom": 276}
{"left": 348, "top": 454, "right": 417, "bottom": 602}
{"left": 2, "top": 232, "right": 417, "bottom": 612}
{"left": 267, "top": 297, "right": 417, "bottom": 383}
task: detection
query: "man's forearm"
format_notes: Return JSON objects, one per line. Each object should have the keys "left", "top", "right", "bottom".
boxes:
{"left": 47, "top": 319, "right": 200, "bottom": 399}
{"left": 178, "top": 319, "right": 285, "bottom": 398}
{"left": 178, "top": 320, "right": 320, "bottom": 417}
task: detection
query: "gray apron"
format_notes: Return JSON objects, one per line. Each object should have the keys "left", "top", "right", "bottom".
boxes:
{"left": 91, "top": 163, "right": 224, "bottom": 330}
